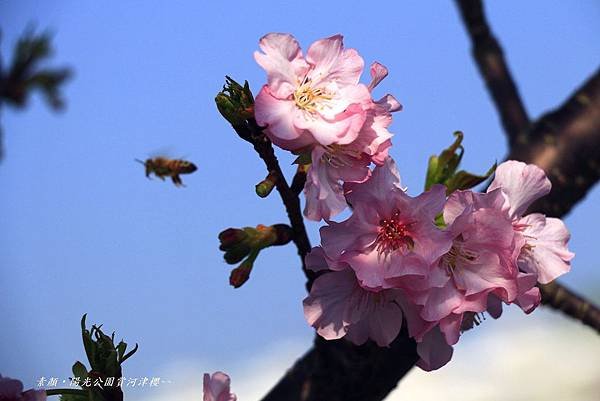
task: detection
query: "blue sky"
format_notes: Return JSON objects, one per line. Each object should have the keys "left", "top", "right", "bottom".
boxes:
{"left": 1, "top": 0, "right": 599, "bottom": 398}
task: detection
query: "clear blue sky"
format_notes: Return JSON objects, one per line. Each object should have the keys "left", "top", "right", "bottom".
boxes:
{"left": 1, "top": 0, "right": 599, "bottom": 396}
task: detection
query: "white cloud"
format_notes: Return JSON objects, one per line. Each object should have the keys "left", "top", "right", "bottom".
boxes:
{"left": 131, "top": 309, "right": 600, "bottom": 401}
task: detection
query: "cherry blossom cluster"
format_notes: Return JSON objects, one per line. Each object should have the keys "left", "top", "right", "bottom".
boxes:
{"left": 254, "top": 33, "right": 573, "bottom": 370}
{"left": 254, "top": 33, "right": 400, "bottom": 221}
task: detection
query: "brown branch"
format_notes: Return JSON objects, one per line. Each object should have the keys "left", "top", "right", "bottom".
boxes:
{"left": 291, "top": 167, "right": 308, "bottom": 196}
{"left": 262, "top": 329, "right": 418, "bottom": 401}
{"left": 456, "top": 0, "right": 530, "bottom": 147}
{"left": 540, "top": 282, "right": 600, "bottom": 333}
{"left": 230, "top": 118, "right": 315, "bottom": 287}
{"left": 508, "top": 67, "right": 600, "bottom": 218}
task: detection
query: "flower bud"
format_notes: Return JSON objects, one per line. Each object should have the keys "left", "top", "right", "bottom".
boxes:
{"left": 215, "top": 93, "right": 240, "bottom": 125}
{"left": 223, "top": 243, "right": 252, "bottom": 265}
{"left": 215, "top": 76, "right": 254, "bottom": 126}
{"left": 218, "top": 228, "right": 248, "bottom": 250}
{"left": 255, "top": 172, "right": 277, "bottom": 198}
{"left": 271, "top": 224, "right": 294, "bottom": 246}
{"left": 229, "top": 259, "right": 253, "bottom": 288}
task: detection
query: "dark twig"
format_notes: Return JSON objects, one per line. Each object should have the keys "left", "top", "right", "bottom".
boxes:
{"left": 230, "top": 118, "right": 315, "bottom": 288}
{"left": 456, "top": 0, "right": 530, "bottom": 148}
{"left": 290, "top": 167, "right": 308, "bottom": 196}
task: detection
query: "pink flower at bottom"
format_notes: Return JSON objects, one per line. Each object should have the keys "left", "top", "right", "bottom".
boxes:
{"left": 303, "top": 247, "right": 411, "bottom": 346}
{"left": 0, "top": 375, "right": 46, "bottom": 401}
{"left": 203, "top": 372, "right": 236, "bottom": 401}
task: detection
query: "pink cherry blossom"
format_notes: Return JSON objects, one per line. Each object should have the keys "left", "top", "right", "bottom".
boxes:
{"left": 203, "top": 372, "right": 236, "bottom": 401}
{"left": 302, "top": 247, "right": 410, "bottom": 346}
{"left": 254, "top": 33, "right": 401, "bottom": 221}
{"left": 254, "top": 33, "right": 369, "bottom": 150}
{"left": 302, "top": 75, "right": 400, "bottom": 221}
{"left": 488, "top": 160, "right": 574, "bottom": 284}
{"left": 0, "top": 375, "right": 46, "bottom": 401}
{"left": 413, "top": 188, "right": 535, "bottom": 353}
{"left": 318, "top": 157, "right": 451, "bottom": 291}
{"left": 389, "top": 188, "right": 538, "bottom": 371}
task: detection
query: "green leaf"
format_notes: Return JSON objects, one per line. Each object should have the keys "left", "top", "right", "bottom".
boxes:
{"left": 121, "top": 343, "right": 139, "bottom": 363}
{"left": 425, "top": 131, "right": 464, "bottom": 190}
{"left": 425, "top": 155, "right": 439, "bottom": 190}
{"left": 445, "top": 163, "right": 497, "bottom": 195}
{"left": 72, "top": 361, "right": 88, "bottom": 380}
{"left": 116, "top": 341, "right": 127, "bottom": 361}
{"left": 425, "top": 131, "right": 495, "bottom": 194}
{"left": 81, "top": 314, "right": 97, "bottom": 370}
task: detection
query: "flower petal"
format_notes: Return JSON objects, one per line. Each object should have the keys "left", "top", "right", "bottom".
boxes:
{"left": 305, "top": 246, "right": 330, "bottom": 272}
{"left": 368, "top": 61, "right": 389, "bottom": 90}
{"left": 421, "top": 280, "right": 463, "bottom": 322}
{"left": 518, "top": 214, "right": 574, "bottom": 284}
{"left": 254, "top": 33, "right": 308, "bottom": 98}
{"left": 488, "top": 160, "right": 551, "bottom": 219}
{"left": 515, "top": 286, "right": 541, "bottom": 314}
{"left": 416, "top": 327, "right": 454, "bottom": 371}
{"left": 345, "top": 156, "right": 403, "bottom": 206}
{"left": 303, "top": 270, "right": 357, "bottom": 340}
{"left": 306, "top": 34, "right": 364, "bottom": 87}
{"left": 487, "top": 294, "right": 504, "bottom": 319}
{"left": 254, "top": 86, "right": 313, "bottom": 150}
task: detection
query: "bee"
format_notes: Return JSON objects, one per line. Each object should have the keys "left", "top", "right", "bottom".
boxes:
{"left": 135, "top": 157, "right": 197, "bottom": 187}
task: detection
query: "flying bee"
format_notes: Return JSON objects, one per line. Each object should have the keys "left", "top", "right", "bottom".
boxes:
{"left": 135, "top": 157, "right": 197, "bottom": 187}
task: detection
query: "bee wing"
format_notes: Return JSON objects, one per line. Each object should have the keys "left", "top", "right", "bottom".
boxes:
{"left": 148, "top": 147, "right": 175, "bottom": 158}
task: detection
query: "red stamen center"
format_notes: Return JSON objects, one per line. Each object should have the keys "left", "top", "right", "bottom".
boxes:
{"left": 376, "top": 210, "right": 414, "bottom": 255}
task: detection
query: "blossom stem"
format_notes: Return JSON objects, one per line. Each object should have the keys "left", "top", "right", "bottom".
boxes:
{"left": 227, "top": 117, "right": 316, "bottom": 289}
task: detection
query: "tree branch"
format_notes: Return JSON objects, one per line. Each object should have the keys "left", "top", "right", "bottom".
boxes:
{"left": 230, "top": 118, "right": 315, "bottom": 288}
{"left": 508, "top": 68, "right": 600, "bottom": 218}
{"left": 539, "top": 282, "right": 600, "bottom": 333}
{"left": 261, "top": 329, "right": 418, "bottom": 401}
{"left": 456, "top": 0, "right": 530, "bottom": 147}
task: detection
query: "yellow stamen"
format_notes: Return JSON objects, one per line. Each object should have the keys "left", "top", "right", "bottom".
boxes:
{"left": 293, "top": 76, "right": 332, "bottom": 113}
